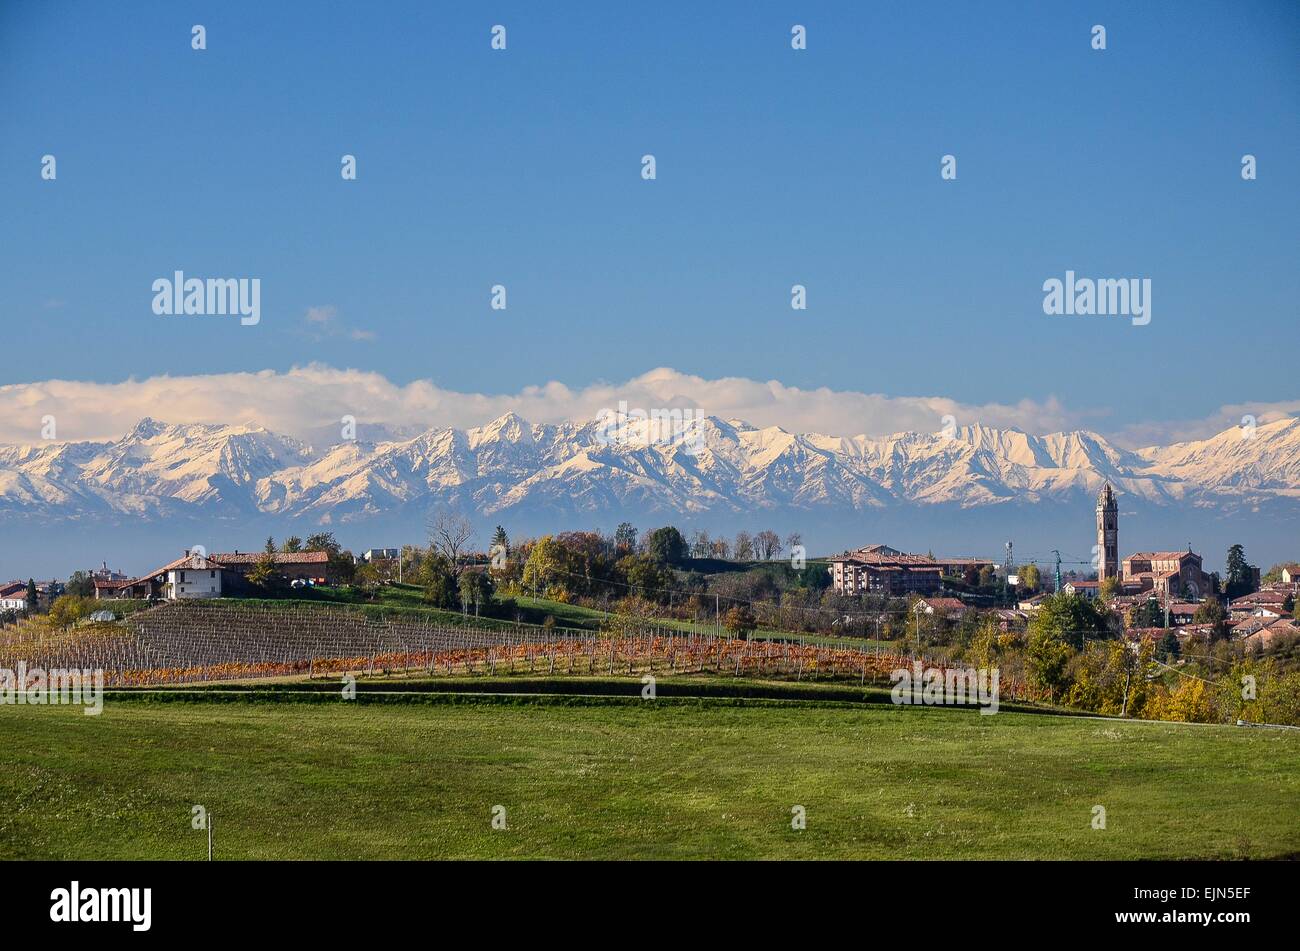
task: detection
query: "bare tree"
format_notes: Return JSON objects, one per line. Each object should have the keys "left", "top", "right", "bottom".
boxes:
{"left": 755, "top": 529, "right": 782, "bottom": 560}
{"left": 733, "top": 531, "right": 754, "bottom": 561}
{"left": 427, "top": 508, "right": 475, "bottom": 578}
{"left": 785, "top": 531, "right": 802, "bottom": 553}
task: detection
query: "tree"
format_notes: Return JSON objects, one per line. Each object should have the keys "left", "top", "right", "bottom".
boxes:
{"left": 264, "top": 536, "right": 276, "bottom": 554}
{"left": 352, "top": 562, "right": 381, "bottom": 596}
{"left": 1128, "top": 598, "right": 1164, "bottom": 630}
{"left": 618, "top": 553, "right": 676, "bottom": 600}
{"left": 978, "top": 565, "right": 995, "bottom": 588}
{"left": 1099, "top": 576, "right": 1121, "bottom": 602}
{"left": 305, "top": 532, "right": 341, "bottom": 555}
{"left": 733, "top": 531, "right": 754, "bottom": 561}
{"left": 420, "top": 554, "right": 458, "bottom": 608}
{"left": 48, "top": 594, "right": 93, "bottom": 628}
{"left": 754, "top": 530, "right": 782, "bottom": 561}
{"left": 247, "top": 552, "right": 277, "bottom": 589}
{"left": 724, "top": 605, "right": 757, "bottom": 639}
{"left": 710, "top": 538, "right": 730, "bottom": 559}
{"left": 614, "top": 522, "right": 638, "bottom": 554}
{"left": 427, "top": 509, "right": 475, "bottom": 579}
{"left": 65, "top": 571, "right": 94, "bottom": 598}
{"left": 522, "top": 536, "right": 564, "bottom": 597}
{"left": 1156, "top": 630, "right": 1181, "bottom": 662}
{"left": 281, "top": 536, "right": 303, "bottom": 553}
{"left": 1193, "top": 598, "right": 1230, "bottom": 641}
{"left": 491, "top": 525, "right": 509, "bottom": 555}
{"left": 1030, "top": 593, "right": 1109, "bottom": 650}
{"left": 784, "top": 531, "right": 803, "bottom": 554}
{"left": 25, "top": 579, "right": 38, "bottom": 612}
{"left": 1225, "top": 544, "right": 1256, "bottom": 598}
{"left": 1018, "top": 564, "right": 1041, "bottom": 593}
{"left": 328, "top": 550, "right": 356, "bottom": 585}
{"left": 644, "top": 526, "right": 688, "bottom": 566}
{"left": 690, "top": 529, "right": 712, "bottom": 559}
{"left": 1026, "top": 624, "right": 1074, "bottom": 702}
{"left": 458, "top": 570, "right": 493, "bottom": 614}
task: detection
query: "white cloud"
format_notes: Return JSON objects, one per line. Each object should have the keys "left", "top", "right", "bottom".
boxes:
{"left": 0, "top": 364, "right": 1286, "bottom": 449}
{"left": 300, "top": 305, "right": 375, "bottom": 342}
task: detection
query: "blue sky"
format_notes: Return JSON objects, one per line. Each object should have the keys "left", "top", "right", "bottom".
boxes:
{"left": 1, "top": 0, "right": 1296, "bottom": 440}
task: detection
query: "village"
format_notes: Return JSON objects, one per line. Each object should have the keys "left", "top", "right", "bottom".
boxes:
{"left": 2, "top": 484, "right": 1297, "bottom": 664}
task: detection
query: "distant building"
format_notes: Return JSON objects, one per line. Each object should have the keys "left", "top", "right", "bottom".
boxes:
{"left": 914, "top": 597, "right": 968, "bottom": 619}
{"left": 362, "top": 548, "right": 400, "bottom": 563}
{"left": 93, "top": 547, "right": 334, "bottom": 602}
{"left": 1240, "top": 618, "right": 1300, "bottom": 650}
{"left": 1018, "top": 593, "right": 1048, "bottom": 612}
{"left": 89, "top": 563, "right": 129, "bottom": 582}
{"left": 1063, "top": 580, "right": 1101, "bottom": 601}
{"left": 209, "top": 550, "right": 333, "bottom": 585}
{"left": 156, "top": 553, "right": 227, "bottom": 600}
{"left": 1280, "top": 565, "right": 1300, "bottom": 585}
{"left": 827, "top": 544, "right": 993, "bottom": 597}
{"left": 1122, "top": 549, "right": 1210, "bottom": 599}
{"left": 0, "top": 582, "right": 31, "bottom": 611}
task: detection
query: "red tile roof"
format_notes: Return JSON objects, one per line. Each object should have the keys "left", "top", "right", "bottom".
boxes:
{"left": 210, "top": 551, "right": 329, "bottom": 565}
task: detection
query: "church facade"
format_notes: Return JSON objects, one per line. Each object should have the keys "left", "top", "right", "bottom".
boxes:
{"left": 1093, "top": 481, "right": 1211, "bottom": 599}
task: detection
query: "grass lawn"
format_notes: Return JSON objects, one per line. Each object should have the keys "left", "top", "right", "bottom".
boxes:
{"left": 1, "top": 695, "right": 1296, "bottom": 860}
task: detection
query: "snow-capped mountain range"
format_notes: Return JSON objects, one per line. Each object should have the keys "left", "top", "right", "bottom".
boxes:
{"left": 2, "top": 413, "right": 1297, "bottom": 523}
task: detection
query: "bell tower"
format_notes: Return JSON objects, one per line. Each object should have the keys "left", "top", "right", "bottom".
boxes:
{"left": 1096, "top": 482, "right": 1118, "bottom": 581}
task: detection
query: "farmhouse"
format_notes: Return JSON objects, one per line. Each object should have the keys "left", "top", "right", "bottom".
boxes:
{"left": 0, "top": 582, "right": 31, "bottom": 611}
{"left": 209, "top": 550, "right": 332, "bottom": 584}
{"left": 914, "top": 597, "right": 968, "bottom": 620}
{"left": 91, "top": 548, "right": 335, "bottom": 602}
{"left": 159, "top": 552, "right": 227, "bottom": 599}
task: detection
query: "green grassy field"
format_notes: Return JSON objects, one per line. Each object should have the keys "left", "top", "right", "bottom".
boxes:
{"left": 1, "top": 688, "right": 1296, "bottom": 860}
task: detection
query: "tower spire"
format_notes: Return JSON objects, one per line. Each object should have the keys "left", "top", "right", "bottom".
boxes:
{"left": 1096, "top": 481, "right": 1118, "bottom": 582}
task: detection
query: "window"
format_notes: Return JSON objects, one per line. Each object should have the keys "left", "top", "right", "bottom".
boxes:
{"left": 210, "top": 571, "right": 215, "bottom": 578}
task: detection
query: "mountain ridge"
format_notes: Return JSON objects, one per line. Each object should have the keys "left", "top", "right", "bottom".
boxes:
{"left": 1, "top": 414, "right": 1297, "bottom": 524}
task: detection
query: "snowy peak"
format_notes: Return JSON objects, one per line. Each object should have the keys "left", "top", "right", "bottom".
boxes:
{"left": 0, "top": 414, "right": 1296, "bottom": 521}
